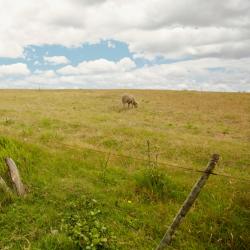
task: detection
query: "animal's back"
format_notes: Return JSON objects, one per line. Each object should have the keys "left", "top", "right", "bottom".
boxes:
{"left": 122, "top": 94, "right": 132, "bottom": 104}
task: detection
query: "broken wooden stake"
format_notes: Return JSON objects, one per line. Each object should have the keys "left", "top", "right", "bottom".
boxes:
{"left": 0, "top": 175, "right": 13, "bottom": 196}
{"left": 156, "top": 154, "right": 220, "bottom": 250}
{"left": 5, "top": 157, "right": 26, "bottom": 196}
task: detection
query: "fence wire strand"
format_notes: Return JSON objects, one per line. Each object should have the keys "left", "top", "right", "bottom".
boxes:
{"left": 55, "top": 142, "right": 250, "bottom": 183}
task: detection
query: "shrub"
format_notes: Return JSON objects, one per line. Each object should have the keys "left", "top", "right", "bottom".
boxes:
{"left": 135, "top": 167, "right": 183, "bottom": 201}
{"left": 61, "top": 197, "right": 116, "bottom": 250}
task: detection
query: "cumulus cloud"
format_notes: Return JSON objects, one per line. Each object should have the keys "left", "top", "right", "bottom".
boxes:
{"left": 44, "top": 56, "right": 70, "bottom": 65}
{"left": 57, "top": 57, "right": 136, "bottom": 75}
{"left": 107, "top": 41, "right": 115, "bottom": 48}
{"left": 1, "top": 57, "right": 250, "bottom": 91}
{"left": 0, "top": 0, "right": 250, "bottom": 91}
{"left": 0, "top": 63, "right": 30, "bottom": 77}
{"left": 121, "top": 27, "right": 250, "bottom": 60}
{"left": 0, "top": 0, "right": 250, "bottom": 60}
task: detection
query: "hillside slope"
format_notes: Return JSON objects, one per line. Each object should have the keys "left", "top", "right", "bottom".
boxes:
{"left": 0, "top": 90, "right": 249, "bottom": 249}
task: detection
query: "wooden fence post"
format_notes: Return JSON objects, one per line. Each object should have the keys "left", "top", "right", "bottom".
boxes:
{"left": 0, "top": 175, "right": 13, "bottom": 196}
{"left": 156, "top": 154, "right": 220, "bottom": 250}
{"left": 5, "top": 157, "right": 26, "bottom": 196}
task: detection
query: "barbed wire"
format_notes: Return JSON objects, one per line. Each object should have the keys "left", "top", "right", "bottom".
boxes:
{"left": 55, "top": 142, "right": 250, "bottom": 183}
{"left": 4, "top": 133, "right": 248, "bottom": 183}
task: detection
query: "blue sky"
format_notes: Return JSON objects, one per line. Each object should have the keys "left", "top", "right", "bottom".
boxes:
{"left": 0, "top": 39, "right": 178, "bottom": 73}
{"left": 0, "top": 40, "right": 131, "bottom": 68}
{"left": 0, "top": 0, "right": 250, "bottom": 91}
{"left": 24, "top": 40, "right": 134, "bottom": 71}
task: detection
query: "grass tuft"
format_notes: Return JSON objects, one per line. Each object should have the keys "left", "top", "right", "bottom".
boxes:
{"left": 135, "top": 167, "right": 184, "bottom": 202}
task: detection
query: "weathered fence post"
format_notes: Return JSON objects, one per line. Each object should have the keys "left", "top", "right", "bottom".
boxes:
{"left": 0, "top": 175, "right": 12, "bottom": 196}
{"left": 156, "top": 154, "right": 220, "bottom": 250}
{"left": 5, "top": 157, "right": 26, "bottom": 196}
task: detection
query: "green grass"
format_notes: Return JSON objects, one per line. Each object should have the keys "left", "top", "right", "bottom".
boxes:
{"left": 0, "top": 90, "right": 249, "bottom": 249}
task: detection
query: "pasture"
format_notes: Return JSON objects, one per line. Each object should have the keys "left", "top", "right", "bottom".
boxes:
{"left": 0, "top": 90, "right": 249, "bottom": 249}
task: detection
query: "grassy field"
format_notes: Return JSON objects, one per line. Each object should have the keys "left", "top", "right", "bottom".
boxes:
{"left": 0, "top": 90, "right": 249, "bottom": 250}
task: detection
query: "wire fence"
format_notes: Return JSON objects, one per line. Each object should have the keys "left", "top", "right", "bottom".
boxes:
{"left": 54, "top": 141, "right": 250, "bottom": 183}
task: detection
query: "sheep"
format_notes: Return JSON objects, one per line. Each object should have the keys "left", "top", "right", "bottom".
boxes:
{"left": 122, "top": 94, "right": 138, "bottom": 108}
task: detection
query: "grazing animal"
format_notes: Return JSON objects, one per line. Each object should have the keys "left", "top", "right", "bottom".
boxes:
{"left": 122, "top": 94, "right": 138, "bottom": 108}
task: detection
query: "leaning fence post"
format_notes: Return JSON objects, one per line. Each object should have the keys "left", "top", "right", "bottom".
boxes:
{"left": 0, "top": 175, "right": 13, "bottom": 196}
{"left": 156, "top": 154, "right": 220, "bottom": 250}
{"left": 5, "top": 157, "right": 26, "bottom": 196}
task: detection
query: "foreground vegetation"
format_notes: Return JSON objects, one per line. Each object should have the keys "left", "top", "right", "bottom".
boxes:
{"left": 0, "top": 90, "right": 249, "bottom": 249}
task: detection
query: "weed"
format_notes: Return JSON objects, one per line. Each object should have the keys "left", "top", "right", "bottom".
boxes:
{"left": 135, "top": 141, "right": 185, "bottom": 201}
{"left": 99, "top": 153, "right": 111, "bottom": 183}
{"left": 2, "top": 118, "right": 15, "bottom": 126}
{"left": 61, "top": 197, "right": 117, "bottom": 250}
{"left": 135, "top": 167, "right": 183, "bottom": 202}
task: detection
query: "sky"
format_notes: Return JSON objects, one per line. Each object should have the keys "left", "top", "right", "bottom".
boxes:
{"left": 0, "top": 0, "right": 250, "bottom": 91}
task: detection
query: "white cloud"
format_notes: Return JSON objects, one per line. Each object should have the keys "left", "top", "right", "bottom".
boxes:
{"left": 0, "top": 0, "right": 250, "bottom": 91}
{"left": 0, "top": 0, "right": 249, "bottom": 60}
{"left": 0, "top": 63, "right": 30, "bottom": 77}
{"left": 107, "top": 41, "right": 115, "bottom": 48}
{"left": 34, "top": 60, "right": 40, "bottom": 65}
{"left": 44, "top": 56, "right": 69, "bottom": 65}
{"left": 57, "top": 57, "right": 135, "bottom": 75}
{"left": 1, "top": 57, "right": 250, "bottom": 91}
{"left": 117, "top": 57, "right": 136, "bottom": 71}
{"left": 119, "top": 27, "right": 250, "bottom": 60}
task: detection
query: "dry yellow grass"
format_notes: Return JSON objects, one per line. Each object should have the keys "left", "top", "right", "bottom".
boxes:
{"left": 0, "top": 89, "right": 249, "bottom": 249}
{"left": 0, "top": 90, "right": 249, "bottom": 173}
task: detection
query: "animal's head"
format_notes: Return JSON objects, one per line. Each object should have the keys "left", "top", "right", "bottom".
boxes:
{"left": 133, "top": 101, "right": 138, "bottom": 108}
